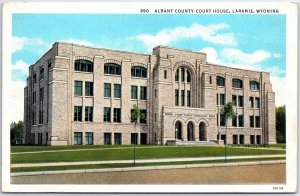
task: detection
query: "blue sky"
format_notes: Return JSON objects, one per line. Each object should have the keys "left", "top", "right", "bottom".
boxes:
{"left": 11, "top": 14, "right": 286, "bottom": 121}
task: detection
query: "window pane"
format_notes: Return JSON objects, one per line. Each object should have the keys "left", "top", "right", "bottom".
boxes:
{"left": 140, "top": 86, "right": 147, "bottom": 100}
{"left": 181, "top": 90, "right": 185, "bottom": 106}
{"left": 104, "top": 133, "right": 112, "bottom": 145}
{"left": 85, "top": 106, "right": 93, "bottom": 122}
{"left": 187, "top": 70, "right": 191, "bottom": 82}
{"left": 232, "top": 95, "right": 237, "bottom": 106}
{"left": 238, "top": 96, "right": 244, "bottom": 107}
{"left": 181, "top": 67, "right": 185, "bottom": 82}
{"left": 255, "top": 98, "right": 260, "bottom": 108}
{"left": 104, "top": 83, "right": 111, "bottom": 97}
{"left": 140, "top": 110, "right": 147, "bottom": 124}
{"left": 175, "top": 69, "right": 179, "bottom": 81}
{"left": 114, "top": 133, "right": 122, "bottom": 144}
{"left": 85, "top": 132, "right": 93, "bottom": 145}
{"left": 85, "top": 82, "right": 93, "bottom": 96}
{"left": 74, "top": 106, "right": 82, "bottom": 121}
{"left": 187, "top": 90, "right": 191, "bottom": 107}
{"left": 255, "top": 116, "right": 260, "bottom": 127}
{"left": 250, "top": 116, "right": 254, "bottom": 127}
{"left": 114, "top": 84, "right": 121, "bottom": 98}
{"left": 74, "top": 132, "right": 82, "bottom": 145}
{"left": 104, "top": 107, "right": 111, "bottom": 122}
{"left": 75, "top": 81, "right": 82, "bottom": 96}
{"left": 175, "top": 89, "right": 179, "bottom": 106}
{"left": 113, "top": 108, "right": 121, "bottom": 123}
{"left": 131, "top": 86, "right": 137, "bottom": 99}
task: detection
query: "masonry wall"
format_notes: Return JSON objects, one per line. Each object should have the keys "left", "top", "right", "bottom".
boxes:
{"left": 24, "top": 43, "right": 276, "bottom": 145}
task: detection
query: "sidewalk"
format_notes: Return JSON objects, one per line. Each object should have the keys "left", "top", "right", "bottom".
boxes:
{"left": 11, "top": 159, "right": 286, "bottom": 177}
{"left": 11, "top": 154, "right": 285, "bottom": 168}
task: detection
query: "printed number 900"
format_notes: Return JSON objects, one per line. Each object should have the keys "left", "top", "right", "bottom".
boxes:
{"left": 140, "top": 9, "right": 149, "bottom": 13}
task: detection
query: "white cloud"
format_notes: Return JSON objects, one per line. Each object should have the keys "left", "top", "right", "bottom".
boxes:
{"left": 219, "top": 48, "right": 271, "bottom": 66}
{"left": 136, "top": 23, "right": 237, "bottom": 51}
{"left": 12, "top": 60, "right": 30, "bottom": 76}
{"left": 12, "top": 36, "right": 50, "bottom": 54}
{"left": 10, "top": 80, "right": 26, "bottom": 122}
{"left": 61, "top": 39, "right": 94, "bottom": 47}
{"left": 273, "top": 53, "right": 282, "bottom": 58}
{"left": 270, "top": 76, "right": 286, "bottom": 106}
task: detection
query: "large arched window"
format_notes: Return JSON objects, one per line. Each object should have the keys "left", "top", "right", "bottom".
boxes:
{"left": 216, "top": 76, "right": 225, "bottom": 86}
{"left": 131, "top": 66, "right": 147, "bottom": 78}
{"left": 232, "top": 78, "right": 243, "bottom": 88}
{"left": 75, "top": 59, "right": 93, "bottom": 72}
{"left": 187, "top": 70, "right": 191, "bottom": 82}
{"left": 250, "top": 81, "right": 260, "bottom": 90}
{"left": 174, "top": 66, "right": 192, "bottom": 107}
{"left": 104, "top": 63, "right": 121, "bottom": 75}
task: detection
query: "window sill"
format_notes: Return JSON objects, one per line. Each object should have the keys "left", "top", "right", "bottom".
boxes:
{"left": 250, "top": 89, "right": 260, "bottom": 92}
{"left": 74, "top": 95, "right": 83, "bottom": 97}
{"left": 85, "top": 96, "right": 94, "bottom": 98}
{"left": 131, "top": 77, "right": 147, "bottom": 80}
{"left": 131, "top": 99, "right": 138, "bottom": 101}
{"left": 74, "top": 71, "right": 93, "bottom": 74}
{"left": 232, "top": 87, "right": 243, "bottom": 90}
{"left": 104, "top": 97, "right": 111, "bottom": 99}
{"left": 114, "top": 98, "right": 121, "bottom": 100}
{"left": 104, "top": 74, "right": 121, "bottom": 77}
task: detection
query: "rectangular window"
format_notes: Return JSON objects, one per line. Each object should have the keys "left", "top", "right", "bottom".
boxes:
{"left": 256, "top": 135, "right": 261, "bottom": 144}
{"left": 33, "top": 74, "right": 37, "bottom": 84}
{"left": 140, "top": 109, "right": 147, "bottom": 124}
{"left": 85, "top": 106, "right": 93, "bottom": 122}
{"left": 114, "top": 133, "right": 122, "bottom": 144}
{"left": 250, "top": 116, "right": 254, "bottom": 127}
{"left": 255, "top": 116, "right": 260, "bottom": 128}
{"left": 238, "top": 96, "right": 244, "bottom": 107}
{"left": 155, "top": 113, "right": 157, "bottom": 122}
{"left": 74, "top": 106, "right": 82, "bottom": 121}
{"left": 131, "top": 86, "right": 138, "bottom": 99}
{"left": 233, "top": 135, "right": 238, "bottom": 144}
{"left": 33, "top": 92, "right": 36, "bottom": 104}
{"left": 40, "top": 68, "right": 44, "bottom": 80}
{"left": 238, "top": 115, "right": 244, "bottom": 127}
{"left": 232, "top": 95, "right": 237, "bottom": 106}
{"left": 216, "top": 94, "right": 219, "bottom": 105}
{"left": 140, "top": 86, "right": 147, "bottom": 100}
{"left": 40, "top": 87, "right": 44, "bottom": 101}
{"left": 113, "top": 108, "right": 121, "bottom": 123}
{"left": 175, "top": 89, "right": 179, "bottom": 106}
{"left": 239, "top": 135, "right": 245, "bottom": 144}
{"left": 114, "top": 84, "right": 121, "bottom": 98}
{"left": 181, "top": 90, "right": 185, "bottom": 106}
{"left": 187, "top": 90, "right": 191, "bottom": 107}
{"left": 131, "top": 133, "right": 138, "bottom": 145}
{"left": 103, "top": 107, "right": 111, "bottom": 122}
{"left": 164, "top": 70, "right": 167, "bottom": 79}
{"left": 220, "top": 114, "right": 226, "bottom": 126}
{"left": 181, "top": 67, "right": 185, "bottom": 82}
{"left": 104, "top": 133, "right": 112, "bottom": 145}
{"left": 255, "top": 97, "right": 260, "bottom": 108}
{"left": 209, "top": 76, "right": 212, "bottom": 84}
{"left": 39, "top": 100, "right": 43, "bottom": 124}
{"left": 250, "top": 135, "right": 255, "bottom": 144}
{"left": 85, "top": 81, "right": 94, "bottom": 96}
{"left": 232, "top": 116, "right": 237, "bottom": 127}
{"left": 75, "top": 81, "right": 82, "bottom": 96}
{"left": 220, "top": 94, "right": 226, "bottom": 105}
{"left": 74, "top": 132, "right": 82, "bottom": 145}
{"left": 250, "top": 97, "right": 254, "bottom": 108}
{"left": 85, "top": 132, "right": 93, "bottom": 145}
{"left": 155, "top": 89, "right": 157, "bottom": 98}
{"left": 104, "top": 83, "right": 111, "bottom": 97}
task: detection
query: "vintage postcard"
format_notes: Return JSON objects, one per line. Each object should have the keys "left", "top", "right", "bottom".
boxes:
{"left": 2, "top": 1, "right": 298, "bottom": 193}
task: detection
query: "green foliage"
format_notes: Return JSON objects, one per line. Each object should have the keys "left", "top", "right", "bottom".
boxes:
{"left": 220, "top": 102, "right": 236, "bottom": 120}
{"left": 131, "top": 104, "right": 145, "bottom": 124}
{"left": 276, "top": 105, "right": 286, "bottom": 143}
{"left": 11, "top": 146, "right": 285, "bottom": 164}
{"left": 10, "top": 121, "right": 24, "bottom": 145}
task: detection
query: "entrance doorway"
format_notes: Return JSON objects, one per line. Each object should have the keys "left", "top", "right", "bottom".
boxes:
{"left": 140, "top": 133, "right": 147, "bottom": 145}
{"left": 187, "top": 122, "right": 194, "bottom": 141}
{"left": 199, "top": 122, "right": 207, "bottom": 141}
{"left": 175, "top": 121, "right": 182, "bottom": 140}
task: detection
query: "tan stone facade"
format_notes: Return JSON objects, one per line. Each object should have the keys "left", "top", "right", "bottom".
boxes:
{"left": 24, "top": 42, "right": 276, "bottom": 145}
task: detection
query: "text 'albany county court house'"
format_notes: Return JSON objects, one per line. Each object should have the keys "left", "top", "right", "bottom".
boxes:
{"left": 23, "top": 42, "right": 276, "bottom": 146}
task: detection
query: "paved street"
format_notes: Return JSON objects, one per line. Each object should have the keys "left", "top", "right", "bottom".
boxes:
{"left": 11, "top": 163, "right": 285, "bottom": 184}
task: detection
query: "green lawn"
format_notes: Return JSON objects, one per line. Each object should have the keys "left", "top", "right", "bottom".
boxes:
{"left": 11, "top": 157, "right": 286, "bottom": 173}
{"left": 11, "top": 146, "right": 285, "bottom": 164}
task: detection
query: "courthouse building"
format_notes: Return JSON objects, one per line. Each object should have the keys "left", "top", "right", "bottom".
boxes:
{"left": 23, "top": 42, "right": 276, "bottom": 145}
